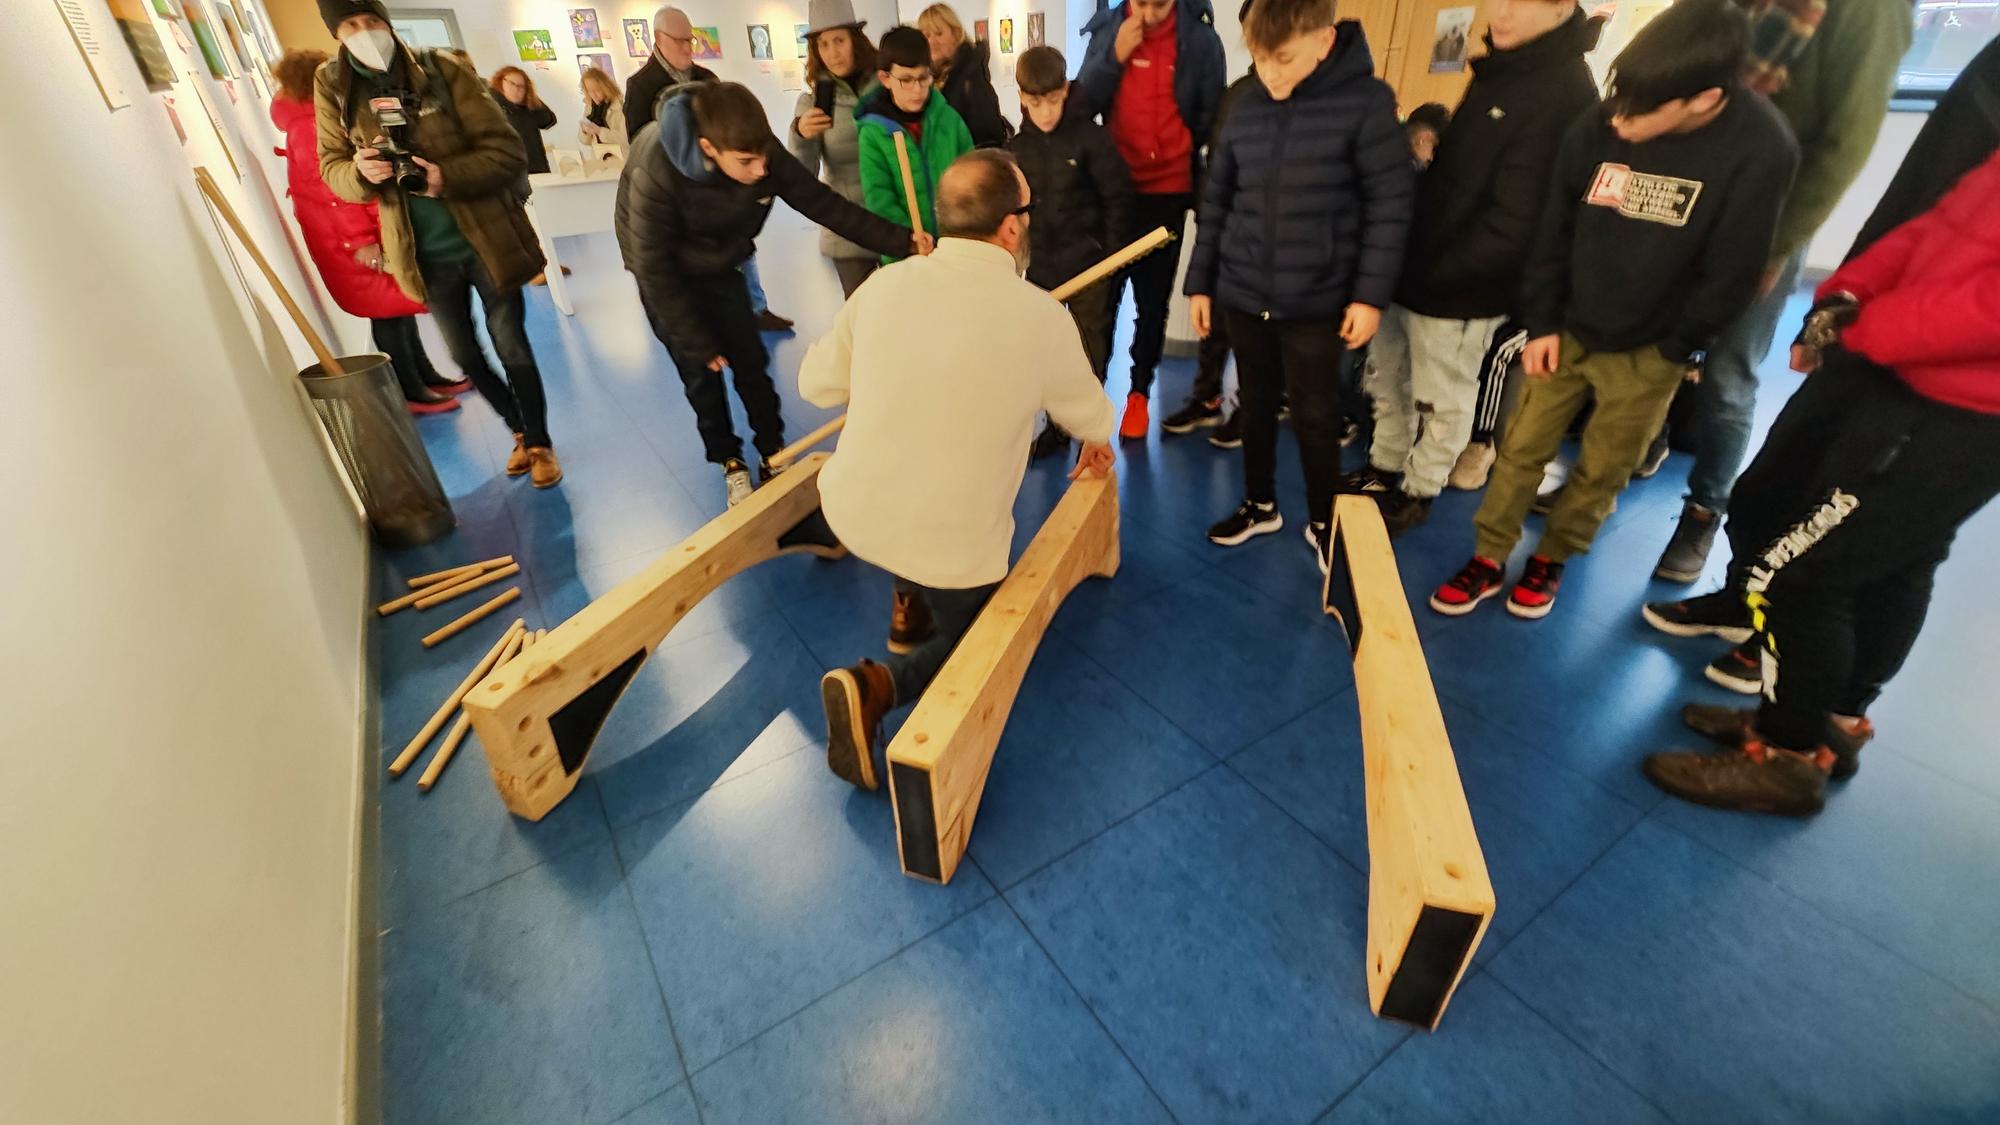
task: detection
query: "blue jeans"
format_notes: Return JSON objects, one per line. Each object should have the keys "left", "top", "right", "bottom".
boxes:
{"left": 1685, "top": 249, "right": 1804, "bottom": 513}
{"left": 742, "top": 254, "right": 769, "bottom": 314}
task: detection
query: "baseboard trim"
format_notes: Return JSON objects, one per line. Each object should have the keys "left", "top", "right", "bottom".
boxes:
{"left": 343, "top": 545, "right": 384, "bottom": 1125}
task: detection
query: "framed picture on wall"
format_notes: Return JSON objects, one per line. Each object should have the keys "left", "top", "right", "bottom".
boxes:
{"left": 691, "top": 26, "right": 723, "bottom": 60}
{"left": 181, "top": 1, "right": 234, "bottom": 79}
{"left": 998, "top": 18, "right": 1013, "bottom": 54}
{"left": 1428, "top": 7, "right": 1474, "bottom": 74}
{"left": 1027, "top": 12, "right": 1044, "bottom": 48}
{"left": 794, "top": 23, "right": 810, "bottom": 57}
{"left": 569, "top": 9, "right": 603, "bottom": 48}
{"left": 624, "top": 18, "right": 651, "bottom": 57}
{"left": 107, "top": 0, "right": 177, "bottom": 90}
{"left": 747, "top": 24, "right": 772, "bottom": 60}
{"left": 578, "top": 51, "right": 614, "bottom": 76}
{"left": 514, "top": 29, "right": 557, "bottom": 61}
{"left": 974, "top": 18, "right": 988, "bottom": 42}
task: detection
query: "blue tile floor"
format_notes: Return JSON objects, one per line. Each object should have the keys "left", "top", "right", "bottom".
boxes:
{"left": 368, "top": 215, "right": 2000, "bottom": 1124}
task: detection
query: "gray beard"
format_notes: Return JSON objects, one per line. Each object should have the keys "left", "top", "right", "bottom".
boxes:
{"left": 1012, "top": 228, "right": 1031, "bottom": 276}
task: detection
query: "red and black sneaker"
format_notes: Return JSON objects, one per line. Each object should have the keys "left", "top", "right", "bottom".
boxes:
{"left": 1429, "top": 556, "right": 1506, "bottom": 616}
{"left": 1506, "top": 555, "right": 1564, "bottom": 619}
{"left": 1704, "top": 636, "right": 1764, "bottom": 695}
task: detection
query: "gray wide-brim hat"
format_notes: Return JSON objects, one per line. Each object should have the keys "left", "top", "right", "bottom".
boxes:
{"left": 806, "top": 0, "right": 867, "bottom": 36}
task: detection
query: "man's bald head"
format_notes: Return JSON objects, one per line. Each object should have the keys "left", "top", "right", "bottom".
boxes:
{"left": 654, "top": 5, "right": 695, "bottom": 68}
{"left": 936, "top": 151, "right": 1028, "bottom": 240}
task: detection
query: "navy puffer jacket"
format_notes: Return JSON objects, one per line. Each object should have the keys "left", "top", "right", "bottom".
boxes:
{"left": 1185, "top": 22, "right": 1414, "bottom": 320}
{"left": 1076, "top": 0, "right": 1227, "bottom": 179}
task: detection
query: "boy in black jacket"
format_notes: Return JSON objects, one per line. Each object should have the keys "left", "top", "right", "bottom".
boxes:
{"left": 1185, "top": 0, "right": 1414, "bottom": 571}
{"left": 615, "top": 82, "right": 926, "bottom": 505}
{"left": 1009, "top": 46, "right": 1135, "bottom": 457}
{"left": 1431, "top": 0, "right": 1797, "bottom": 620}
{"left": 1352, "top": 2, "right": 1601, "bottom": 537}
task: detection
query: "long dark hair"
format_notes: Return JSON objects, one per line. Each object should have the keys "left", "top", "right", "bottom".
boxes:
{"left": 806, "top": 27, "right": 879, "bottom": 86}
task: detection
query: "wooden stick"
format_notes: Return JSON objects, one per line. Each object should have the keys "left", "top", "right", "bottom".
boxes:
{"left": 422, "top": 587, "right": 521, "bottom": 648}
{"left": 389, "top": 620, "right": 523, "bottom": 777}
{"left": 401, "top": 565, "right": 478, "bottom": 593}
{"left": 764, "top": 230, "right": 1174, "bottom": 471}
{"left": 193, "top": 166, "right": 344, "bottom": 376}
{"left": 414, "top": 563, "right": 523, "bottom": 610}
{"left": 376, "top": 568, "right": 484, "bottom": 617}
{"left": 419, "top": 630, "right": 528, "bottom": 792}
{"left": 892, "top": 131, "right": 925, "bottom": 241}
{"left": 406, "top": 555, "right": 513, "bottom": 588}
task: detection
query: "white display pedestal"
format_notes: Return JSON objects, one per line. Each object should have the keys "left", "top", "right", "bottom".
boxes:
{"left": 523, "top": 170, "right": 621, "bottom": 316}
{"left": 1162, "top": 210, "right": 1198, "bottom": 358}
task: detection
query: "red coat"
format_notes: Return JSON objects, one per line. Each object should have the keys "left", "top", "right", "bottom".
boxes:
{"left": 270, "top": 95, "right": 424, "bottom": 319}
{"left": 1822, "top": 146, "right": 2000, "bottom": 415}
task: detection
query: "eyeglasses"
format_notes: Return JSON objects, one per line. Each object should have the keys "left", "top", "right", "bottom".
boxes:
{"left": 889, "top": 73, "right": 934, "bottom": 90}
{"left": 1009, "top": 201, "right": 1035, "bottom": 218}
{"left": 662, "top": 32, "right": 695, "bottom": 46}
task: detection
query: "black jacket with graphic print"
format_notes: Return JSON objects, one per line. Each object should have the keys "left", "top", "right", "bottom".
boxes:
{"left": 1519, "top": 93, "right": 1798, "bottom": 364}
{"left": 1007, "top": 90, "right": 1134, "bottom": 289}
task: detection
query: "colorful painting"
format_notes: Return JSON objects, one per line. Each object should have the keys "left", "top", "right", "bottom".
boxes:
{"left": 794, "top": 23, "right": 810, "bottom": 57}
{"left": 514, "top": 28, "right": 557, "bottom": 61}
{"left": 569, "top": 8, "right": 603, "bottom": 48}
{"left": 998, "top": 18, "right": 1014, "bottom": 54}
{"left": 747, "top": 24, "right": 773, "bottom": 60}
{"left": 216, "top": 2, "right": 255, "bottom": 73}
{"left": 691, "top": 26, "right": 723, "bottom": 60}
{"left": 181, "top": 1, "right": 232, "bottom": 78}
{"left": 578, "top": 51, "right": 614, "bottom": 76}
{"left": 108, "top": 0, "right": 177, "bottom": 90}
{"left": 1026, "top": 11, "right": 1044, "bottom": 48}
{"left": 974, "top": 18, "right": 988, "bottom": 42}
{"left": 624, "top": 17, "right": 652, "bottom": 57}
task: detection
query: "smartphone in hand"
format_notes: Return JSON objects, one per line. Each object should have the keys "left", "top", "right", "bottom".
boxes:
{"left": 813, "top": 80, "right": 836, "bottom": 116}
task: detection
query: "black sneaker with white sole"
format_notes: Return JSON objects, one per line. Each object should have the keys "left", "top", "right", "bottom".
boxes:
{"left": 1705, "top": 636, "right": 1766, "bottom": 695}
{"left": 1163, "top": 397, "right": 1224, "bottom": 433}
{"left": 1305, "top": 521, "right": 1332, "bottom": 576}
{"left": 1633, "top": 428, "right": 1672, "bottom": 479}
{"left": 1378, "top": 490, "right": 1432, "bottom": 537}
{"left": 1642, "top": 589, "right": 1754, "bottom": 643}
{"left": 1207, "top": 500, "right": 1282, "bottom": 546}
{"left": 1208, "top": 413, "right": 1243, "bottom": 449}
{"left": 1335, "top": 464, "right": 1398, "bottom": 494}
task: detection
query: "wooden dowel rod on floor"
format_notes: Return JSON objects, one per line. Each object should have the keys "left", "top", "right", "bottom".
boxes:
{"left": 389, "top": 620, "right": 524, "bottom": 777}
{"left": 422, "top": 587, "right": 521, "bottom": 648}
{"left": 415, "top": 563, "right": 522, "bottom": 610}
{"left": 406, "top": 555, "right": 513, "bottom": 588}
{"left": 767, "top": 415, "right": 846, "bottom": 469}
{"left": 376, "top": 568, "right": 480, "bottom": 617}
{"left": 418, "top": 629, "right": 527, "bottom": 792}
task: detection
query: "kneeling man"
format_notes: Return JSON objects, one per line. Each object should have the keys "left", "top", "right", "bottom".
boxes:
{"left": 802, "top": 150, "right": 1117, "bottom": 790}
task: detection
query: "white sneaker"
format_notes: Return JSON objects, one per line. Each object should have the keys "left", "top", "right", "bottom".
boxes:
{"left": 1448, "top": 441, "right": 1496, "bottom": 490}
{"left": 723, "top": 459, "right": 755, "bottom": 507}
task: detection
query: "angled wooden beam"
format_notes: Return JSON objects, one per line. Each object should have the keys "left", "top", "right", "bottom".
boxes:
{"left": 463, "top": 453, "right": 846, "bottom": 820}
{"left": 886, "top": 472, "right": 1121, "bottom": 884}
{"left": 1322, "top": 495, "right": 1494, "bottom": 1031}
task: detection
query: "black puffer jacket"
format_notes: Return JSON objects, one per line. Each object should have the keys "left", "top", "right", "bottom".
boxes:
{"left": 615, "top": 93, "right": 911, "bottom": 357}
{"left": 940, "top": 39, "right": 1013, "bottom": 148}
{"left": 1185, "top": 22, "right": 1413, "bottom": 319}
{"left": 1396, "top": 10, "right": 1603, "bottom": 319}
{"left": 1007, "top": 93, "right": 1134, "bottom": 288}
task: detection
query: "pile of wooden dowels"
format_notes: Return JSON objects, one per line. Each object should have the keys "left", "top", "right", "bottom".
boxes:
{"left": 390, "top": 618, "right": 548, "bottom": 792}
{"left": 377, "top": 554, "right": 525, "bottom": 648}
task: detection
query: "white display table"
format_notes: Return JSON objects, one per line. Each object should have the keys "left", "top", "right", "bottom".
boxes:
{"left": 523, "top": 169, "right": 621, "bottom": 315}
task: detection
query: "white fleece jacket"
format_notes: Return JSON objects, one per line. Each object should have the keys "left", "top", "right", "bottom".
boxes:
{"left": 800, "top": 238, "right": 1117, "bottom": 589}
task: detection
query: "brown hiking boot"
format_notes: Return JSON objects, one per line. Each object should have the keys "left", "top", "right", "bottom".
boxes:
{"left": 888, "top": 589, "right": 935, "bottom": 655}
{"left": 821, "top": 661, "right": 895, "bottom": 790}
{"left": 527, "top": 446, "right": 563, "bottom": 488}
{"left": 505, "top": 434, "right": 531, "bottom": 476}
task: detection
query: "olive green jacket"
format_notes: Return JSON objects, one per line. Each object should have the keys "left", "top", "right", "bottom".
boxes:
{"left": 314, "top": 46, "right": 544, "bottom": 302}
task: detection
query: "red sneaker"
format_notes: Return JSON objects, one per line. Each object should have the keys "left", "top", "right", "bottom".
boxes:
{"left": 1506, "top": 555, "right": 1565, "bottom": 619}
{"left": 1119, "top": 392, "right": 1150, "bottom": 440}
{"left": 426, "top": 377, "right": 474, "bottom": 395}
{"left": 1430, "top": 556, "right": 1505, "bottom": 616}
{"left": 405, "top": 395, "right": 460, "bottom": 416}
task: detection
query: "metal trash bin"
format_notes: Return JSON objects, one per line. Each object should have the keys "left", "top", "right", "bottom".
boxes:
{"left": 299, "top": 352, "right": 455, "bottom": 548}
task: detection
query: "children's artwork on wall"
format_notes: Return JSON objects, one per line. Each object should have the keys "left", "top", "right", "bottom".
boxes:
{"left": 624, "top": 18, "right": 651, "bottom": 57}
{"left": 691, "top": 26, "right": 723, "bottom": 60}
{"left": 794, "top": 23, "right": 810, "bottom": 57}
{"left": 182, "top": 1, "right": 233, "bottom": 79}
{"left": 1428, "top": 7, "right": 1474, "bottom": 73}
{"left": 151, "top": 0, "right": 176, "bottom": 16}
{"left": 1026, "top": 12, "right": 1044, "bottom": 48}
{"left": 570, "top": 9, "right": 603, "bottom": 48}
{"left": 216, "top": 3, "right": 255, "bottom": 73}
{"left": 998, "top": 18, "right": 1013, "bottom": 54}
{"left": 779, "top": 57, "right": 803, "bottom": 89}
{"left": 107, "top": 0, "right": 177, "bottom": 91}
{"left": 974, "top": 18, "right": 988, "bottom": 42}
{"left": 747, "top": 24, "right": 773, "bottom": 60}
{"left": 578, "top": 52, "right": 614, "bottom": 77}
{"left": 514, "top": 29, "right": 557, "bottom": 61}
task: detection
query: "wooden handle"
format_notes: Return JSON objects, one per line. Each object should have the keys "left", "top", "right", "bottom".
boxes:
{"left": 766, "top": 415, "right": 847, "bottom": 470}
{"left": 1049, "top": 226, "right": 1174, "bottom": 302}
{"left": 418, "top": 629, "right": 529, "bottom": 792}
{"left": 892, "top": 131, "right": 924, "bottom": 238}
{"left": 193, "top": 166, "right": 344, "bottom": 375}
{"left": 406, "top": 555, "right": 513, "bottom": 588}
{"left": 421, "top": 587, "right": 521, "bottom": 648}
{"left": 389, "top": 620, "right": 523, "bottom": 776}
{"left": 376, "top": 567, "right": 481, "bottom": 616}
{"left": 414, "top": 563, "right": 523, "bottom": 610}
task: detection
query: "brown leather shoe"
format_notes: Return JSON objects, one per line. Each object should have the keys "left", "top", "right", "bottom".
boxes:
{"left": 821, "top": 660, "right": 894, "bottom": 790}
{"left": 505, "top": 434, "right": 531, "bottom": 476}
{"left": 527, "top": 446, "right": 563, "bottom": 488}
{"left": 888, "top": 589, "right": 934, "bottom": 655}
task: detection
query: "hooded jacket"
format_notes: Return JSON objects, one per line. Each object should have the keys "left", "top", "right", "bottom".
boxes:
{"left": 855, "top": 88, "right": 976, "bottom": 261}
{"left": 1396, "top": 10, "right": 1603, "bottom": 320}
{"left": 1077, "top": 0, "right": 1227, "bottom": 187}
{"left": 939, "top": 38, "right": 1013, "bottom": 148}
{"left": 615, "top": 92, "right": 912, "bottom": 359}
{"left": 271, "top": 94, "right": 424, "bottom": 319}
{"left": 1184, "top": 23, "right": 1414, "bottom": 320}
{"left": 1006, "top": 87, "right": 1135, "bottom": 289}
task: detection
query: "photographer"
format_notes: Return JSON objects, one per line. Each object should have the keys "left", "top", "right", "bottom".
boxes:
{"left": 313, "top": 0, "right": 562, "bottom": 487}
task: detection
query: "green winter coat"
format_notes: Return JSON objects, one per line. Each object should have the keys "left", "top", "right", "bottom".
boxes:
{"left": 855, "top": 88, "right": 975, "bottom": 263}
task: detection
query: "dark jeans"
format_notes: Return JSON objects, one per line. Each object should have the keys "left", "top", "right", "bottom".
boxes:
{"left": 1190, "top": 311, "right": 1232, "bottom": 403}
{"left": 370, "top": 315, "right": 442, "bottom": 398}
{"left": 1106, "top": 192, "right": 1192, "bottom": 397}
{"left": 1065, "top": 280, "right": 1115, "bottom": 385}
{"left": 419, "top": 255, "right": 551, "bottom": 446}
{"left": 637, "top": 270, "right": 785, "bottom": 466}
{"left": 1225, "top": 308, "right": 1346, "bottom": 525}
{"left": 1725, "top": 351, "right": 2000, "bottom": 747}
{"left": 886, "top": 578, "right": 1001, "bottom": 707}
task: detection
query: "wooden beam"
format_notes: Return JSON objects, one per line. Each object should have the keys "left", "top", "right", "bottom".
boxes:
{"left": 1322, "top": 495, "right": 1494, "bottom": 1031}
{"left": 886, "top": 472, "right": 1121, "bottom": 884}
{"left": 463, "top": 453, "right": 846, "bottom": 820}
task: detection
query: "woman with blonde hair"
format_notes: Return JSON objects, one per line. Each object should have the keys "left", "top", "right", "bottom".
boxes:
{"left": 790, "top": 0, "right": 884, "bottom": 296}
{"left": 489, "top": 65, "right": 557, "bottom": 174}
{"left": 577, "top": 65, "right": 628, "bottom": 154}
{"left": 915, "top": 3, "right": 1011, "bottom": 147}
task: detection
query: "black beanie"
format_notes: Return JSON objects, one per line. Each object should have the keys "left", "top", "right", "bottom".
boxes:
{"left": 320, "top": 0, "right": 392, "bottom": 34}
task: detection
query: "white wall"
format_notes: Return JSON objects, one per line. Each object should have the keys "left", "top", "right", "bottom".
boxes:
{"left": 1804, "top": 108, "right": 1926, "bottom": 272}
{"left": 2, "top": 5, "right": 370, "bottom": 1123}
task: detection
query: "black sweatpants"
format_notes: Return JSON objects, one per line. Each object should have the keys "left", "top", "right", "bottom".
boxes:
{"left": 420, "top": 254, "right": 551, "bottom": 446}
{"left": 1104, "top": 192, "right": 1191, "bottom": 397}
{"left": 1190, "top": 312, "right": 1232, "bottom": 404}
{"left": 1066, "top": 281, "right": 1115, "bottom": 385}
{"left": 370, "top": 315, "right": 443, "bottom": 398}
{"left": 638, "top": 270, "right": 785, "bottom": 466}
{"left": 1726, "top": 351, "right": 2000, "bottom": 748}
{"left": 1224, "top": 308, "right": 1346, "bottom": 526}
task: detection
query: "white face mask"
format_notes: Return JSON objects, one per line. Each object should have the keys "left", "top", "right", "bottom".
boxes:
{"left": 344, "top": 28, "right": 398, "bottom": 72}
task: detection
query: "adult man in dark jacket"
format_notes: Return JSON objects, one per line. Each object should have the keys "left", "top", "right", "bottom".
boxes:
{"left": 1077, "top": 0, "right": 1227, "bottom": 439}
{"left": 625, "top": 5, "right": 718, "bottom": 136}
{"left": 1351, "top": 1, "right": 1602, "bottom": 536}
{"left": 615, "top": 83, "right": 922, "bottom": 505}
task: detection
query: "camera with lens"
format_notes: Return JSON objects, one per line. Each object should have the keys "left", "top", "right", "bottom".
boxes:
{"left": 367, "top": 95, "right": 429, "bottom": 195}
